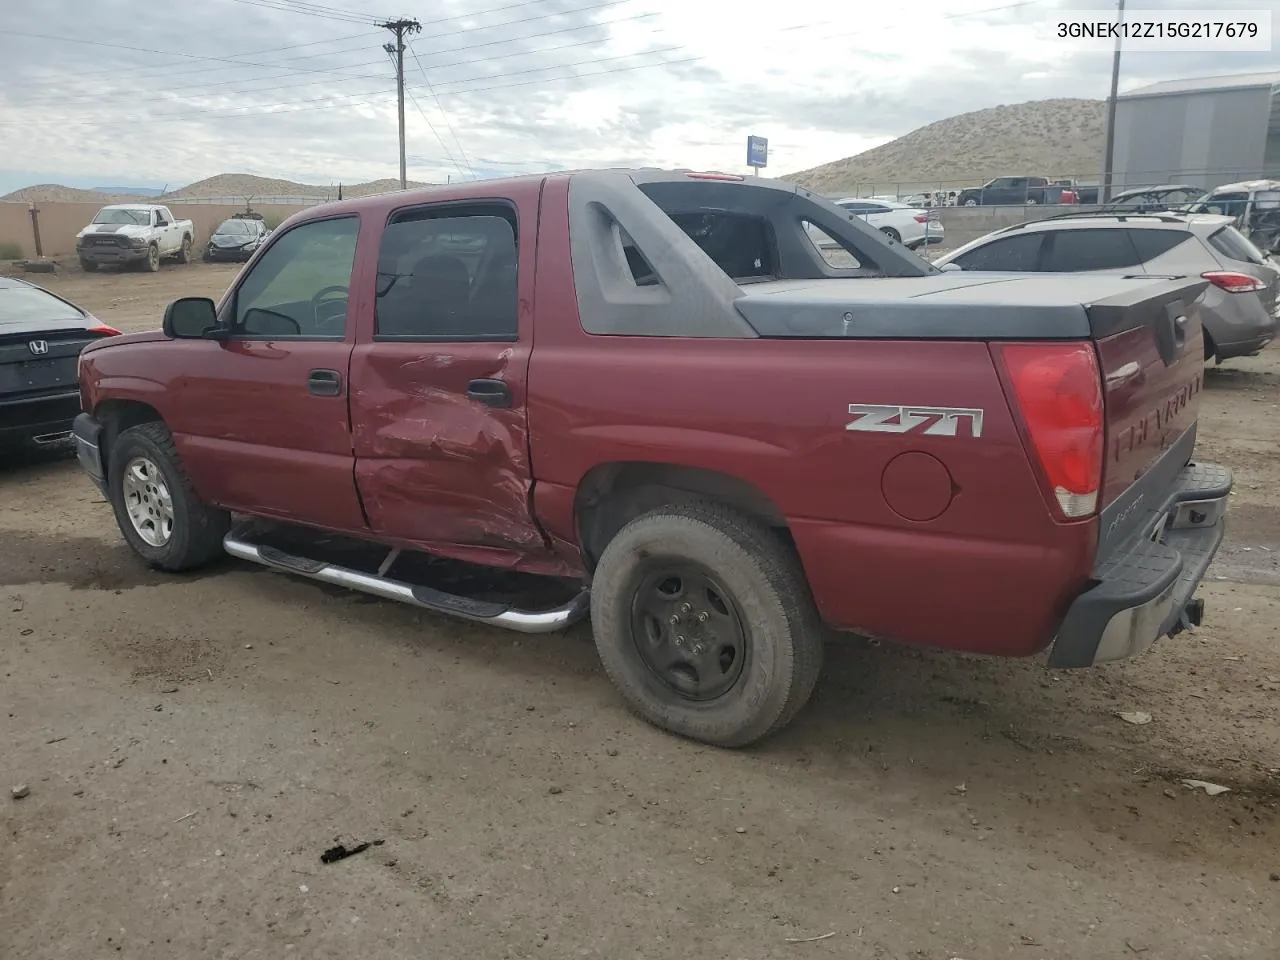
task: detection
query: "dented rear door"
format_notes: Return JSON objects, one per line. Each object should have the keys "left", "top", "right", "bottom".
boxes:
{"left": 348, "top": 183, "right": 556, "bottom": 569}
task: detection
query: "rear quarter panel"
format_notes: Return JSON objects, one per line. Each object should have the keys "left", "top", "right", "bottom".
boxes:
{"left": 528, "top": 334, "right": 1097, "bottom": 656}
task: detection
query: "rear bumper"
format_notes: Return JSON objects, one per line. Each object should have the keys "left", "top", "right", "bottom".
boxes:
{"left": 72, "top": 412, "right": 107, "bottom": 493}
{"left": 1047, "top": 461, "right": 1232, "bottom": 668}
{"left": 0, "top": 390, "right": 81, "bottom": 444}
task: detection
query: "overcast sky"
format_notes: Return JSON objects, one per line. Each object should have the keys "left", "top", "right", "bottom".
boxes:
{"left": 1, "top": 0, "right": 1277, "bottom": 193}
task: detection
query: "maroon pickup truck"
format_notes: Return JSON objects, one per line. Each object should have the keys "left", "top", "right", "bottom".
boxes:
{"left": 72, "top": 169, "right": 1231, "bottom": 746}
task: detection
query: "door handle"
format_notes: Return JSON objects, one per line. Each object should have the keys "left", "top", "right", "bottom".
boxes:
{"left": 467, "top": 378, "right": 512, "bottom": 408}
{"left": 308, "top": 368, "right": 343, "bottom": 397}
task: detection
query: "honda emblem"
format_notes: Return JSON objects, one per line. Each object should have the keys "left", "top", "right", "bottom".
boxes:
{"left": 28, "top": 340, "right": 49, "bottom": 355}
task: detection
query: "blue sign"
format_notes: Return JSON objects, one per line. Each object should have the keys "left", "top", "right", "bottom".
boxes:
{"left": 747, "top": 135, "right": 768, "bottom": 168}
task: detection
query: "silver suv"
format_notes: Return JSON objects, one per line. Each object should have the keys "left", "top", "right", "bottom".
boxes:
{"left": 935, "top": 213, "right": 1279, "bottom": 363}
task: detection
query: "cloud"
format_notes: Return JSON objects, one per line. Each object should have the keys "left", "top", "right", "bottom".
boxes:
{"left": 0, "top": 0, "right": 1277, "bottom": 192}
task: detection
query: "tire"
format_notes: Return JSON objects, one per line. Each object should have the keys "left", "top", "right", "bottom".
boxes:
{"left": 80, "top": 259, "right": 98, "bottom": 272}
{"left": 145, "top": 243, "right": 160, "bottom": 272}
{"left": 590, "top": 502, "right": 824, "bottom": 748}
{"left": 963, "top": 198, "right": 978, "bottom": 207}
{"left": 176, "top": 236, "right": 192, "bottom": 264}
{"left": 880, "top": 227, "right": 902, "bottom": 243}
{"left": 1026, "top": 198, "right": 1038, "bottom": 206}
{"left": 107, "top": 422, "right": 229, "bottom": 571}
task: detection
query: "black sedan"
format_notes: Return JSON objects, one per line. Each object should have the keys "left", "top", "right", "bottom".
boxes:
{"left": 204, "top": 216, "right": 270, "bottom": 262}
{"left": 1, "top": 277, "right": 120, "bottom": 451}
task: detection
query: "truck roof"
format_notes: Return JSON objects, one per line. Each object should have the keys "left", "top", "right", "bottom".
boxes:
{"left": 97, "top": 202, "right": 166, "bottom": 210}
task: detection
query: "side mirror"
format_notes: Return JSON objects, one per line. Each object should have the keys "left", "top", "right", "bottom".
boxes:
{"left": 163, "top": 297, "right": 221, "bottom": 339}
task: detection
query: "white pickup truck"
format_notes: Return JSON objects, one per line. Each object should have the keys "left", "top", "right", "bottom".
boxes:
{"left": 75, "top": 204, "right": 194, "bottom": 272}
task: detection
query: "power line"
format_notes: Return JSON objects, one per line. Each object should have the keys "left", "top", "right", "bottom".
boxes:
{"left": 408, "top": 42, "right": 476, "bottom": 181}
{"left": 8, "top": 11, "right": 667, "bottom": 112}
{"left": 222, "top": 0, "right": 380, "bottom": 25}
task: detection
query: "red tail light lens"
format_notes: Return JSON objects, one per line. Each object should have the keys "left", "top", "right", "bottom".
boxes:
{"left": 996, "top": 342, "right": 1104, "bottom": 520}
{"left": 1201, "top": 271, "right": 1265, "bottom": 293}
{"left": 88, "top": 320, "right": 122, "bottom": 336}
{"left": 913, "top": 214, "right": 928, "bottom": 223}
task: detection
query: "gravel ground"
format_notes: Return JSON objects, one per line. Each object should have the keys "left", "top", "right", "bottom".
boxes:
{"left": 2, "top": 262, "right": 1278, "bottom": 960}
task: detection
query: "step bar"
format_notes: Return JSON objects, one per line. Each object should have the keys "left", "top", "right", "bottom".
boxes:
{"left": 223, "top": 533, "right": 589, "bottom": 635}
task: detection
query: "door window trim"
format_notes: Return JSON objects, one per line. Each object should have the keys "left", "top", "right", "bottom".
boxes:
{"left": 221, "top": 213, "right": 361, "bottom": 342}
{"left": 373, "top": 199, "right": 521, "bottom": 344}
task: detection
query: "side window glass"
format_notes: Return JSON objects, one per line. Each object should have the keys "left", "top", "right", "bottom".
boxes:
{"left": 951, "top": 233, "right": 1043, "bottom": 271}
{"left": 376, "top": 209, "right": 517, "bottom": 341}
{"left": 1042, "top": 229, "right": 1141, "bottom": 272}
{"left": 233, "top": 216, "right": 359, "bottom": 339}
{"left": 1129, "top": 229, "right": 1191, "bottom": 262}
{"left": 803, "top": 221, "right": 862, "bottom": 268}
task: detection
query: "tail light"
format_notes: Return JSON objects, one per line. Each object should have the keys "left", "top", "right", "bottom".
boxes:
{"left": 913, "top": 214, "right": 929, "bottom": 224}
{"left": 995, "top": 342, "right": 1104, "bottom": 520}
{"left": 1202, "top": 271, "right": 1265, "bottom": 293}
{"left": 685, "top": 172, "right": 744, "bottom": 182}
{"left": 87, "top": 320, "right": 122, "bottom": 336}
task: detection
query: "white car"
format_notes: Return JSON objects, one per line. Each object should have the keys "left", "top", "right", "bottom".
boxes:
{"left": 75, "top": 204, "right": 195, "bottom": 273}
{"left": 832, "top": 197, "right": 944, "bottom": 249}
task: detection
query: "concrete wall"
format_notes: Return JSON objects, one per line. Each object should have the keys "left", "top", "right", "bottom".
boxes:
{"left": 1, "top": 198, "right": 1099, "bottom": 263}
{"left": 0, "top": 201, "right": 317, "bottom": 260}
{"left": 1113, "top": 87, "right": 1272, "bottom": 191}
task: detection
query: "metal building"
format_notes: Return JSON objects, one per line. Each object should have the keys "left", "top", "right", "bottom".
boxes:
{"left": 1111, "top": 70, "right": 1280, "bottom": 191}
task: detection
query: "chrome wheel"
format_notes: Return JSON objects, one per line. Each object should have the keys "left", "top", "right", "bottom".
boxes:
{"left": 122, "top": 456, "right": 174, "bottom": 547}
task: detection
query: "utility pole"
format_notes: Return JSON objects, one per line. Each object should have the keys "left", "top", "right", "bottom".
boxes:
{"left": 380, "top": 18, "right": 421, "bottom": 190}
{"left": 1101, "top": 0, "right": 1125, "bottom": 204}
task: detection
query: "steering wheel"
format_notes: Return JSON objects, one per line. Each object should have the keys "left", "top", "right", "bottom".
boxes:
{"left": 311, "top": 285, "right": 349, "bottom": 332}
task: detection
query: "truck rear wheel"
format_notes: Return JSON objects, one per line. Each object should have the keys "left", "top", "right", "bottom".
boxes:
{"left": 107, "top": 422, "right": 229, "bottom": 571}
{"left": 145, "top": 244, "right": 160, "bottom": 272}
{"left": 590, "top": 502, "right": 824, "bottom": 747}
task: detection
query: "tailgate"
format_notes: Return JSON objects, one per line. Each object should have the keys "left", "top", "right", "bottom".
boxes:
{"left": 1087, "top": 277, "right": 1209, "bottom": 551}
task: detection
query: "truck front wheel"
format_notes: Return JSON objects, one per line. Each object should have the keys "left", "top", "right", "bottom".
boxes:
{"left": 144, "top": 244, "right": 160, "bottom": 272}
{"left": 590, "top": 503, "right": 824, "bottom": 747}
{"left": 107, "top": 422, "right": 229, "bottom": 571}
{"left": 80, "top": 259, "right": 98, "bottom": 272}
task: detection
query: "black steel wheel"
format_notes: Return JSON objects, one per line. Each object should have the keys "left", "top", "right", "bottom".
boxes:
{"left": 630, "top": 561, "right": 749, "bottom": 702}
{"left": 591, "top": 502, "right": 824, "bottom": 747}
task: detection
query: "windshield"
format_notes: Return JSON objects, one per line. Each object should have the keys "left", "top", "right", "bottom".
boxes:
{"left": 1188, "top": 192, "right": 1248, "bottom": 215}
{"left": 0, "top": 284, "right": 85, "bottom": 326}
{"left": 215, "top": 220, "right": 255, "bottom": 236}
{"left": 91, "top": 208, "right": 151, "bottom": 225}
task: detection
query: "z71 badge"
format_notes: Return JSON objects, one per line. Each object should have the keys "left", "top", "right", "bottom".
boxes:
{"left": 846, "top": 404, "right": 984, "bottom": 438}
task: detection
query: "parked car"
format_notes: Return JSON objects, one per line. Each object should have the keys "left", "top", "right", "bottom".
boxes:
{"left": 1183, "top": 179, "right": 1280, "bottom": 253}
{"left": 934, "top": 212, "right": 1279, "bottom": 363}
{"left": 1054, "top": 180, "right": 1100, "bottom": 204}
{"left": 75, "top": 204, "right": 195, "bottom": 273}
{"left": 71, "top": 169, "right": 1229, "bottom": 746}
{"left": 824, "top": 197, "right": 944, "bottom": 249}
{"left": 204, "top": 213, "right": 271, "bottom": 263}
{"left": 0, "top": 277, "right": 120, "bottom": 450}
{"left": 1104, "top": 184, "right": 1204, "bottom": 213}
{"left": 956, "top": 176, "right": 1057, "bottom": 206}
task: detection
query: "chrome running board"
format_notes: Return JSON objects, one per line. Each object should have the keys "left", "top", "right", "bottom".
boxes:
{"left": 223, "top": 533, "right": 588, "bottom": 635}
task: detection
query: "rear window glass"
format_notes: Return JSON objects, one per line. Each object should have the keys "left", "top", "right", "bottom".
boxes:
{"left": 0, "top": 285, "right": 84, "bottom": 326}
{"left": 950, "top": 233, "right": 1043, "bottom": 271}
{"left": 1129, "top": 228, "right": 1192, "bottom": 262}
{"left": 1042, "top": 229, "right": 1142, "bottom": 271}
{"left": 1208, "top": 226, "right": 1266, "bottom": 264}
{"left": 667, "top": 212, "right": 774, "bottom": 281}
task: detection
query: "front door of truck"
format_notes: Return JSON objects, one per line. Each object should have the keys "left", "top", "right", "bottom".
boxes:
{"left": 348, "top": 192, "right": 554, "bottom": 568}
{"left": 169, "top": 214, "right": 367, "bottom": 531}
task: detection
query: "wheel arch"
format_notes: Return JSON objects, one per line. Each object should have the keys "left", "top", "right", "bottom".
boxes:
{"left": 94, "top": 398, "right": 165, "bottom": 472}
{"left": 573, "top": 461, "right": 791, "bottom": 572}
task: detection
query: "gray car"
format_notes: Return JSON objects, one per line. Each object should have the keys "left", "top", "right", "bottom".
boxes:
{"left": 934, "top": 213, "right": 1280, "bottom": 362}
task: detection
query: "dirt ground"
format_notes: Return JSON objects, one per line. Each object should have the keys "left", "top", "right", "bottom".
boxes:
{"left": 3, "top": 262, "right": 1279, "bottom": 960}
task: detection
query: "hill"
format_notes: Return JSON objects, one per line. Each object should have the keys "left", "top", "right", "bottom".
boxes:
{"left": 159, "top": 174, "right": 433, "bottom": 200}
{"left": 2, "top": 174, "right": 435, "bottom": 204}
{"left": 787, "top": 98, "right": 1107, "bottom": 195}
